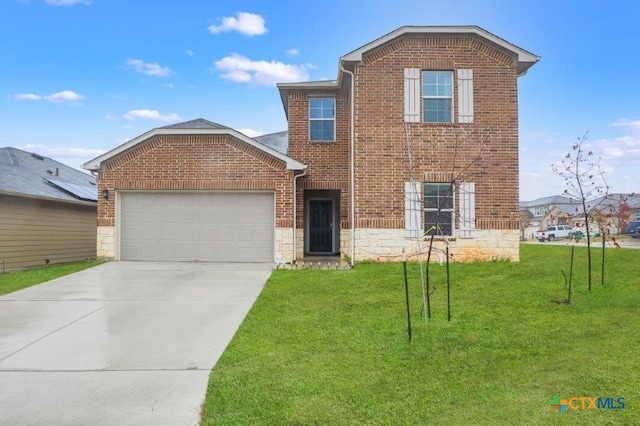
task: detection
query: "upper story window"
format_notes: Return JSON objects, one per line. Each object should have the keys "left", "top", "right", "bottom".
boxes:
{"left": 309, "top": 98, "right": 335, "bottom": 141}
{"left": 404, "top": 68, "right": 473, "bottom": 124}
{"left": 422, "top": 71, "right": 453, "bottom": 123}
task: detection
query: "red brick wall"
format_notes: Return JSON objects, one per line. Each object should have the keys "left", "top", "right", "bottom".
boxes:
{"left": 97, "top": 135, "right": 293, "bottom": 228}
{"left": 354, "top": 35, "right": 520, "bottom": 230}
{"left": 286, "top": 91, "right": 351, "bottom": 229}
{"left": 287, "top": 33, "right": 522, "bottom": 231}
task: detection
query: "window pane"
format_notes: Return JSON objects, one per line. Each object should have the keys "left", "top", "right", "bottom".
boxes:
{"left": 321, "top": 120, "right": 334, "bottom": 140}
{"left": 310, "top": 120, "right": 334, "bottom": 141}
{"left": 309, "top": 98, "right": 322, "bottom": 109}
{"left": 423, "top": 99, "right": 452, "bottom": 123}
{"left": 423, "top": 211, "right": 453, "bottom": 236}
{"left": 310, "top": 107, "right": 322, "bottom": 119}
{"left": 438, "top": 72, "right": 452, "bottom": 96}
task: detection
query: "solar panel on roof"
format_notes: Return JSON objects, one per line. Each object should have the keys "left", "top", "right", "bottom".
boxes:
{"left": 44, "top": 178, "right": 98, "bottom": 202}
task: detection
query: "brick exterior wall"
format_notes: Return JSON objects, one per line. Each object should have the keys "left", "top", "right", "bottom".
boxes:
{"left": 286, "top": 92, "right": 351, "bottom": 230}
{"left": 353, "top": 34, "right": 520, "bottom": 231}
{"left": 286, "top": 33, "right": 523, "bottom": 261}
{"left": 97, "top": 135, "right": 294, "bottom": 228}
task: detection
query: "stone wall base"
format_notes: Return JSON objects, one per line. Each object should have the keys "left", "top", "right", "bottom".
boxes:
{"left": 352, "top": 228, "right": 519, "bottom": 262}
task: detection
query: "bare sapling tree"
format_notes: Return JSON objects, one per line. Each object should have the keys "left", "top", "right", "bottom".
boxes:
{"left": 423, "top": 130, "right": 486, "bottom": 318}
{"left": 395, "top": 125, "right": 487, "bottom": 324}
{"left": 552, "top": 132, "right": 609, "bottom": 291}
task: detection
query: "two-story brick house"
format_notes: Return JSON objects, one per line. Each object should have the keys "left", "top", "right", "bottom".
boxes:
{"left": 85, "top": 26, "right": 538, "bottom": 265}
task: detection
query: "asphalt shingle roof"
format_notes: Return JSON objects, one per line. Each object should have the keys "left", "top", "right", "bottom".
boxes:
{"left": 254, "top": 131, "right": 288, "bottom": 155}
{"left": 161, "top": 118, "right": 228, "bottom": 129}
{"left": 0, "top": 147, "right": 97, "bottom": 202}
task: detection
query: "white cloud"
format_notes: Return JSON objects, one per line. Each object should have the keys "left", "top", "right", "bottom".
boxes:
{"left": 20, "top": 144, "right": 103, "bottom": 159}
{"left": 12, "top": 90, "right": 85, "bottom": 103}
{"left": 12, "top": 93, "right": 42, "bottom": 101}
{"left": 238, "top": 128, "right": 263, "bottom": 138}
{"left": 126, "top": 58, "right": 174, "bottom": 77}
{"left": 214, "top": 53, "right": 310, "bottom": 86}
{"left": 19, "top": 144, "right": 103, "bottom": 172}
{"left": 45, "top": 0, "right": 92, "bottom": 5}
{"left": 186, "top": 50, "right": 195, "bottom": 57}
{"left": 122, "top": 109, "right": 181, "bottom": 122}
{"left": 611, "top": 118, "right": 640, "bottom": 132}
{"left": 208, "top": 12, "right": 267, "bottom": 36}
{"left": 44, "top": 90, "right": 85, "bottom": 103}
{"left": 285, "top": 48, "right": 299, "bottom": 57}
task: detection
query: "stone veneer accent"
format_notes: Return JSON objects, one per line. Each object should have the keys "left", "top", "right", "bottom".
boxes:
{"left": 97, "top": 226, "right": 115, "bottom": 259}
{"left": 353, "top": 229, "right": 519, "bottom": 262}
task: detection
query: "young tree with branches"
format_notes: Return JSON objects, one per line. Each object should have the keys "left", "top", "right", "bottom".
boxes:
{"left": 552, "top": 132, "right": 609, "bottom": 291}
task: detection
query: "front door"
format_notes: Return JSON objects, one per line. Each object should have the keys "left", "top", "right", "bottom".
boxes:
{"left": 309, "top": 199, "right": 333, "bottom": 253}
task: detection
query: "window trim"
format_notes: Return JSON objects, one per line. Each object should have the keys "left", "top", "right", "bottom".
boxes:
{"left": 422, "top": 71, "right": 454, "bottom": 123}
{"left": 423, "top": 182, "right": 455, "bottom": 237}
{"left": 308, "top": 97, "right": 336, "bottom": 142}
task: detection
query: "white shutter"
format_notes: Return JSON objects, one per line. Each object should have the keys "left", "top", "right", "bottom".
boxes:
{"left": 405, "top": 181, "right": 421, "bottom": 238}
{"left": 404, "top": 68, "right": 421, "bottom": 123}
{"left": 457, "top": 69, "right": 474, "bottom": 123}
{"left": 458, "top": 182, "right": 475, "bottom": 238}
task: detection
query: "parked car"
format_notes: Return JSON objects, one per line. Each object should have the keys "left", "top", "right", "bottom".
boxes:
{"left": 625, "top": 220, "right": 640, "bottom": 239}
{"left": 534, "top": 225, "right": 573, "bottom": 242}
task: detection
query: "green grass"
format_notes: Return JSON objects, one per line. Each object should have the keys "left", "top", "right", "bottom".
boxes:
{"left": 0, "top": 260, "right": 102, "bottom": 296}
{"left": 202, "top": 245, "right": 640, "bottom": 424}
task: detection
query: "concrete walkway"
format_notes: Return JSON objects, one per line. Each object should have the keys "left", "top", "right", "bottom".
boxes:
{"left": 0, "top": 262, "right": 272, "bottom": 425}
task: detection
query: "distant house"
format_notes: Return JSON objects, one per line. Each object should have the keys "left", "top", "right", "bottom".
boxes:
{"left": 0, "top": 147, "right": 97, "bottom": 271}
{"left": 520, "top": 193, "right": 640, "bottom": 237}
{"left": 519, "top": 195, "right": 578, "bottom": 239}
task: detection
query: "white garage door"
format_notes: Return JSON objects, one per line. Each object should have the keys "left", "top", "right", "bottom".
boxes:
{"left": 119, "top": 192, "right": 274, "bottom": 262}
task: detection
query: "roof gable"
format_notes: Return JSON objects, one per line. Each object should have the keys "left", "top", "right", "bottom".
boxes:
{"left": 84, "top": 119, "right": 304, "bottom": 172}
{"left": 341, "top": 26, "right": 540, "bottom": 76}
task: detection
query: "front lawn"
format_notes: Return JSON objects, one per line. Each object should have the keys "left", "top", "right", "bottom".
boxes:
{"left": 0, "top": 260, "right": 102, "bottom": 296}
{"left": 202, "top": 245, "right": 639, "bottom": 424}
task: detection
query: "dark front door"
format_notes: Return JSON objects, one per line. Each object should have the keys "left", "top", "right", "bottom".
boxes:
{"left": 309, "top": 200, "right": 333, "bottom": 253}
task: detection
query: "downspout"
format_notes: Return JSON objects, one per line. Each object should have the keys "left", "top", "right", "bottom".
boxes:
{"left": 292, "top": 167, "right": 307, "bottom": 264}
{"left": 340, "top": 63, "right": 355, "bottom": 267}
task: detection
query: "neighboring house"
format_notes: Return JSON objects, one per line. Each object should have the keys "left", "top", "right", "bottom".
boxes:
{"left": 84, "top": 25, "right": 539, "bottom": 264}
{"left": 0, "top": 147, "right": 97, "bottom": 271}
{"left": 580, "top": 193, "right": 640, "bottom": 235}
{"left": 519, "top": 195, "right": 578, "bottom": 238}
{"left": 520, "top": 193, "right": 640, "bottom": 237}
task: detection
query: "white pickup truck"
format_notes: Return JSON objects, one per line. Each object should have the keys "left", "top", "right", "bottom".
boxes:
{"left": 534, "top": 225, "right": 573, "bottom": 242}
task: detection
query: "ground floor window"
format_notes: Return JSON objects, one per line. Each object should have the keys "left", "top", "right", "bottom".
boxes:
{"left": 423, "top": 183, "right": 454, "bottom": 236}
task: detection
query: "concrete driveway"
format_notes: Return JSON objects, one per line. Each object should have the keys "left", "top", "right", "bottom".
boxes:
{"left": 0, "top": 261, "right": 272, "bottom": 425}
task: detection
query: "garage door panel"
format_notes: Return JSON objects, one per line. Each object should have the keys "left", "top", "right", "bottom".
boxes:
{"left": 120, "top": 192, "right": 274, "bottom": 262}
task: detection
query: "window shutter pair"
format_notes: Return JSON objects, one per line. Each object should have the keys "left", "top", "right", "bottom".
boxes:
{"left": 404, "top": 182, "right": 475, "bottom": 238}
{"left": 403, "top": 68, "right": 474, "bottom": 123}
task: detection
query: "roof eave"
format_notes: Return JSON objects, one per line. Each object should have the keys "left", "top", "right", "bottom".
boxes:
{"left": 0, "top": 189, "right": 97, "bottom": 206}
{"left": 84, "top": 127, "right": 305, "bottom": 172}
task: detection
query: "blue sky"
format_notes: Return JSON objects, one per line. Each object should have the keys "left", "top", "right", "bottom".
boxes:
{"left": 1, "top": 0, "right": 639, "bottom": 200}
